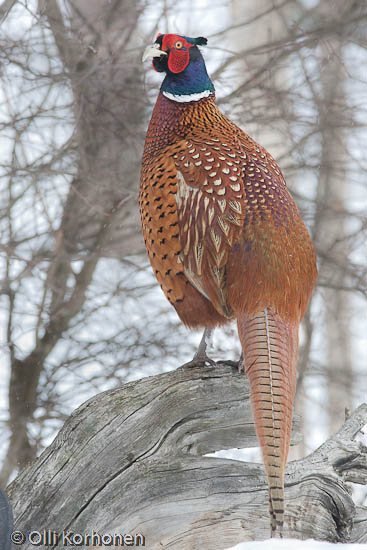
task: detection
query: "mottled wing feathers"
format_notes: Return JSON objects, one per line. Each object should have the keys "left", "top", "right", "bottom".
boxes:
{"left": 171, "top": 120, "right": 316, "bottom": 323}
{"left": 140, "top": 149, "right": 229, "bottom": 328}
{"left": 173, "top": 134, "right": 248, "bottom": 317}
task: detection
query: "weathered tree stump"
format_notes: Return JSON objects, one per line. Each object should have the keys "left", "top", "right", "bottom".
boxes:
{"left": 7, "top": 364, "right": 367, "bottom": 549}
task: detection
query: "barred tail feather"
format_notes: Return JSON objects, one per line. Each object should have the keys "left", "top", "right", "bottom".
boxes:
{"left": 237, "top": 308, "right": 299, "bottom": 537}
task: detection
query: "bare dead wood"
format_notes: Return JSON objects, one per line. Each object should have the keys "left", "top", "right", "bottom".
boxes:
{"left": 6, "top": 363, "right": 366, "bottom": 549}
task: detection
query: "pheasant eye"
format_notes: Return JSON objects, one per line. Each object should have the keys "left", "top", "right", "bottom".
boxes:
{"left": 175, "top": 40, "right": 183, "bottom": 49}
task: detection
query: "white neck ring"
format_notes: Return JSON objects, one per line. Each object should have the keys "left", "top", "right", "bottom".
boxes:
{"left": 162, "top": 90, "right": 213, "bottom": 103}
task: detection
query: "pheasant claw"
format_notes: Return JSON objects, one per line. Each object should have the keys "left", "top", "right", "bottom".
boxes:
{"left": 180, "top": 328, "right": 216, "bottom": 368}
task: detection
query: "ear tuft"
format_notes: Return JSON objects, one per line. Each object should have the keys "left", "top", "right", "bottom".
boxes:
{"left": 193, "top": 37, "right": 207, "bottom": 46}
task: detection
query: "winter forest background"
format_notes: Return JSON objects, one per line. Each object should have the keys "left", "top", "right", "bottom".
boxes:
{"left": 0, "top": 0, "right": 366, "bottom": 506}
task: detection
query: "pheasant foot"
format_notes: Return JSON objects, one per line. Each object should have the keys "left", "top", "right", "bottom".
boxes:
{"left": 180, "top": 328, "right": 216, "bottom": 368}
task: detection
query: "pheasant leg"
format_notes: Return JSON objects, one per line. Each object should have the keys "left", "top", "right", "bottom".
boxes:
{"left": 181, "top": 328, "right": 215, "bottom": 367}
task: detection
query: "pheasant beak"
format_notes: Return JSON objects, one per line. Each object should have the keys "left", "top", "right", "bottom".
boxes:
{"left": 142, "top": 43, "right": 167, "bottom": 63}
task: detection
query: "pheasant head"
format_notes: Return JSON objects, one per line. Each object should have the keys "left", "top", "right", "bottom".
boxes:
{"left": 142, "top": 34, "right": 214, "bottom": 101}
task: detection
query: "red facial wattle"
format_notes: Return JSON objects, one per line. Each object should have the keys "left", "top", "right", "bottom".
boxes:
{"left": 161, "top": 34, "right": 194, "bottom": 74}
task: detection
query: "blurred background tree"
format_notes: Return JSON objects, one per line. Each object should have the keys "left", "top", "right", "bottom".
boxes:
{"left": 0, "top": 0, "right": 366, "bottom": 503}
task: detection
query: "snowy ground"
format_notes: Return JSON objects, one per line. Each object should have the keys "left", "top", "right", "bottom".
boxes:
{"left": 226, "top": 540, "right": 367, "bottom": 550}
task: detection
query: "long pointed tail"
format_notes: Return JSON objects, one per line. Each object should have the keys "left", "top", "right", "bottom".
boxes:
{"left": 237, "top": 308, "right": 298, "bottom": 537}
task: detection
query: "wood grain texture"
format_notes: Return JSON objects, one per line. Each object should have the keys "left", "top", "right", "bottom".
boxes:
{"left": 7, "top": 364, "right": 366, "bottom": 549}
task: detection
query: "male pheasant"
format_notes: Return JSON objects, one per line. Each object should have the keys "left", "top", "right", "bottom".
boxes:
{"left": 141, "top": 33, "right": 317, "bottom": 537}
